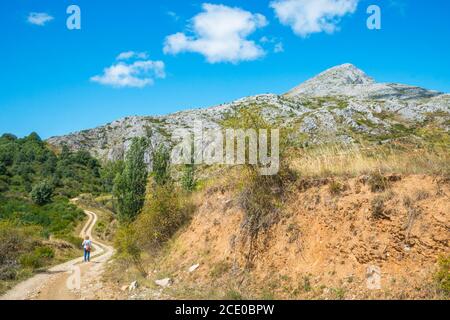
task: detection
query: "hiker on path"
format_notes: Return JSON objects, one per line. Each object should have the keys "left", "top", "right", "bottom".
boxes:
{"left": 82, "top": 236, "right": 92, "bottom": 262}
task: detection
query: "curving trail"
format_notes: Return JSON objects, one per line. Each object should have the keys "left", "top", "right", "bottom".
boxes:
{"left": 1, "top": 207, "right": 115, "bottom": 300}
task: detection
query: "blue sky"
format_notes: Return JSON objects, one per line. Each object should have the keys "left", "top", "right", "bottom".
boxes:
{"left": 1, "top": 0, "right": 449, "bottom": 138}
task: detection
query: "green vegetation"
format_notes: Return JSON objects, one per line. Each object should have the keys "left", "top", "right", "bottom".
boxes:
{"left": 114, "top": 223, "right": 144, "bottom": 274}
{"left": 301, "top": 276, "right": 312, "bottom": 292}
{"left": 181, "top": 163, "right": 196, "bottom": 192}
{"left": 113, "top": 137, "right": 148, "bottom": 221}
{"left": 135, "top": 183, "right": 193, "bottom": 250}
{"left": 0, "top": 196, "right": 84, "bottom": 238}
{"left": 100, "top": 160, "right": 124, "bottom": 193}
{"left": 328, "top": 180, "right": 346, "bottom": 195}
{"left": 434, "top": 256, "right": 450, "bottom": 298}
{"left": 181, "top": 150, "right": 197, "bottom": 192}
{"left": 332, "top": 287, "right": 346, "bottom": 300}
{"left": 112, "top": 140, "right": 194, "bottom": 272}
{"left": 152, "top": 145, "right": 171, "bottom": 186}
{"left": 222, "top": 106, "right": 296, "bottom": 267}
{"left": 0, "top": 132, "right": 104, "bottom": 291}
{"left": 0, "top": 222, "right": 41, "bottom": 281}
{"left": 370, "top": 195, "right": 390, "bottom": 220}
{"left": 30, "top": 180, "right": 54, "bottom": 205}
{"left": 210, "top": 261, "right": 231, "bottom": 278}
{"left": 368, "top": 171, "right": 390, "bottom": 192}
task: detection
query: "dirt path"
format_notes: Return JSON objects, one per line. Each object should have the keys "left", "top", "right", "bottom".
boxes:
{"left": 1, "top": 208, "right": 115, "bottom": 300}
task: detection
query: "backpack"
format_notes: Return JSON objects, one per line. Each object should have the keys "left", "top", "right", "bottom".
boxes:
{"left": 85, "top": 241, "right": 92, "bottom": 252}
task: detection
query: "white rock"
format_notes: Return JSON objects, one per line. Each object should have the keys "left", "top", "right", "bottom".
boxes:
{"left": 128, "top": 281, "right": 138, "bottom": 291}
{"left": 155, "top": 278, "right": 171, "bottom": 288}
{"left": 366, "top": 265, "right": 381, "bottom": 290}
{"left": 188, "top": 264, "right": 200, "bottom": 273}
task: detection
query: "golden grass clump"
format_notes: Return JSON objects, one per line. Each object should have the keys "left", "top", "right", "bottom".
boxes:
{"left": 290, "top": 143, "right": 449, "bottom": 178}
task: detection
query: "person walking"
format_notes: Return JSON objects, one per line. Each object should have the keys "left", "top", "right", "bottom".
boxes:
{"left": 82, "top": 236, "right": 92, "bottom": 262}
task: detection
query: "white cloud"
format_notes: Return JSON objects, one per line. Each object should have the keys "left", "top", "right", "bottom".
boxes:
{"left": 258, "top": 36, "right": 284, "bottom": 53}
{"left": 270, "top": 0, "right": 359, "bottom": 37}
{"left": 260, "top": 36, "right": 270, "bottom": 43}
{"left": 116, "top": 51, "right": 149, "bottom": 60}
{"left": 274, "top": 42, "right": 284, "bottom": 53}
{"left": 167, "top": 11, "right": 180, "bottom": 21}
{"left": 163, "top": 3, "right": 268, "bottom": 64}
{"left": 91, "top": 56, "right": 165, "bottom": 88}
{"left": 27, "top": 12, "right": 54, "bottom": 26}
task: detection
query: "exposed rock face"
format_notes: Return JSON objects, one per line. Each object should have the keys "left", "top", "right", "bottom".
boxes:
{"left": 46, "top": 64, "right": 449, "bottom": 162}
{"left": 287, "top": 63, "right": 376, "bottom": 97}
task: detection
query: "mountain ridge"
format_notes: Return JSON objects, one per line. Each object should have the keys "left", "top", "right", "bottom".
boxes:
{"left": 46, "top": 64, "right": 450, "bottom": 163}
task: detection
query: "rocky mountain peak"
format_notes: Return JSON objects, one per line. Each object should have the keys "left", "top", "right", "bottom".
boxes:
{"left": 286, "top": 63, "right": 375, "bottom": 97}
{"left": 46, "top": 63, "right": 449, "bottom": 163}
{"left": 318, "top": 63, "right": 374, "bottom": 84}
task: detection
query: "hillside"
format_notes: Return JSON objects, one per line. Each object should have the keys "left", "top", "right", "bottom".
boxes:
{"left": 46, "top": 64, "right": 450, "bottom": 162}
{"left": 27, "top": 64, "right": 450, "bottom": 300}
{"left": 103, "top": 170, "right": 449, "bottom": 300}
{"left": 0, "top": 133, "right": 105, "bottom": 294}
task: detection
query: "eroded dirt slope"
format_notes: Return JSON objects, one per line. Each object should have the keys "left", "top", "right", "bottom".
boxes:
{"left": 149, "top": 175, "right": 449, "bottom": 299}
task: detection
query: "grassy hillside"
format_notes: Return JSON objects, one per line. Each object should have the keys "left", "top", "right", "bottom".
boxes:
{"left": 103, "top": 108, "right": 449, "bottom": 300}
{"left": 0, "top": 133, "right": 104, "bottom": 293}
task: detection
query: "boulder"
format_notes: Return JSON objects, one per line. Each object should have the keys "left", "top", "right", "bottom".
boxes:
{"left": 155, "top": 278, "right": 171, "bottom": 288}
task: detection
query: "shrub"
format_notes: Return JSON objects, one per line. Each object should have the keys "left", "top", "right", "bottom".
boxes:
{"left": 30, "top": 181, "right": 54, "bottom": 205}
{"left": 135, "top": 184, "right": 192, "bottom": 250}
{"left": 402, "top": 196, "right": 422, "bottom": 235}
{"left": 414, "top": 189, "right": 430, "bottom": 201}
{"left": 19, "top": 246, "right": 54, "bottom": 270}
{"left": 19, "top": 253, "right": 42, "bottom": 269}
{"left": 302, "top": 276, "right": 312, "bottom": 292}
{"left": 34, "top": 246, "right": 55, "bottom": 259}
{"left": 0, "top": 265, "right": 18, "bottom": 281}
{"left": 0, "top": 223, "right": 29, "bottom": 279}
{"left": 434, "top": 256, "right": 450, "bottom": 298}
{"left": 333, "top": 287, "right": 346, "bottom": 300}
{"left": 368, "top": 172, "right": 389, "bottom": 192}
{"left": 370, "top": 195, "right": 389, "bottom": 219}
{"left": 59, "top": 234, "right": 83, "bottom": 248}
{"left": 222, "top": 106, "right": 297, "bottom": 267}
{"left": 114, "top": 224, "right": 143, "bottom": 273}
{"left": 240, "top": 173, "right": 284, "bottom": 235}
{"left": 329, "top": 180, "right": 346, "bottom": 195}
{"left": 210, "top": 261, "right": 231, "bottom": 278}
{"left": 181, "top": 163, "right": 196, "bottom": 192}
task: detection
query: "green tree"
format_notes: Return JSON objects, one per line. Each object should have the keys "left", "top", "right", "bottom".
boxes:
{"left": 113, "top": 138, "right": 148, "bottom": 221}
{"left": 60, "top": 144, "right": 71, "bottom": 160}
{"left": 181, "top": 162, "right": 196, "bottom": 192}
{"left": 30, "top": 181, "right": 54, "bottom": 205}
{"left": 152, "top": 145, "right": 171, "bottom": 186}
{"left": 100, "top": 160, "right": 124, "bottom": 193}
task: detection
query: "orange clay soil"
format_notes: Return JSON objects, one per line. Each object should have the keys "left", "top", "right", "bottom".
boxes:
{"left": 151, "top": 175, "right": 449, "bottom": 300}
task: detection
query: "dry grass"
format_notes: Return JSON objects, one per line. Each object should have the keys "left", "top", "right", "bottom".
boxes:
{"left": 290, "top": 143, "right": 450, "bottom": 178}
